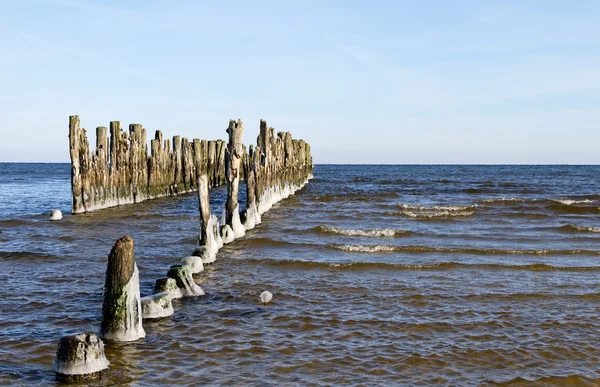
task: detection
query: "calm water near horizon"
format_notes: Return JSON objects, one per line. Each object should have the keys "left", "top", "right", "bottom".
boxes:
{"left": 1, "top": 163, "right": 599, "bottom": 386}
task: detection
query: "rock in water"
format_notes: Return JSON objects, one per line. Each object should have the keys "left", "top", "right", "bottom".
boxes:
{"left": 260, "top": 291, "right": 273, "bottom": 304}
{"left": 52, "top": 332, "right": 109, "bottom": 382}
{"left": 141, "top": 292, "right": 174, "bottom": 320}
{"left": 49, "top": 209, "right": 62, "bottom": 221}
{"left": 100, "top": 236, "right": 146, "bottom": 342}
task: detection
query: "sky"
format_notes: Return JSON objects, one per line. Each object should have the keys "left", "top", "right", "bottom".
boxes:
{"left": 0, "top": 0, "right": 599, "bottom": 164}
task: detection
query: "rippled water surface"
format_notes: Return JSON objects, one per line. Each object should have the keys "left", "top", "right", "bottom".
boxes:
{"left": 1, "top": 163, "right": 600, "bottom": 386}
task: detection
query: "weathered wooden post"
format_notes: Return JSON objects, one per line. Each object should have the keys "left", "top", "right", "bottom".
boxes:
{"left": 242, "top": 145, "right": 260, "bottom": 229}
{"left": 100, "top": 236, "right": 145, "bottom": 342}
{"left": 69, "top": 116, "right": 84, "bottom": 214}
{"left": 193, "top": 139, "right": 219, "bottom": 263}
{"left": 223, "top": 119, "right": 245, "bottom": 241}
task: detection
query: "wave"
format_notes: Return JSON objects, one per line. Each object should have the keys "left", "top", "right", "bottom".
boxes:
{"left": 313, "top": 225, "right": 411, "bottom": 238}
{"left": 401, "top": 210, "right": 474, "bottom": 218}
{"left": 0, "top": 251, "right": 60, "bottom": 261}
{"left": 244, "top": 257, "right": 600, "bottom": 272}
{"left": 0, "top": 219, "right": 30, "bottom": 227}
{"left": 478, "top": 198, "right": 530, "bottom": 205}
{"left": 311, "top": 192, "right": 398, "bottom": 203}
{"left": 550, "top": 198, "right": 595, "bottom": 205}
{"left": 556, "top": 224, "right": 600, "bottom": 234}
{"left": 327, "top": 243, "right": 600, "bottom": 256}
{"left": 398, "top": 204, "right": 477, "bottom": 211}
{"left": 545, "top": 198, "right": 599, "bottom": 214}
{"left": 242, "top": 238, "right": 321, "bottom": 249}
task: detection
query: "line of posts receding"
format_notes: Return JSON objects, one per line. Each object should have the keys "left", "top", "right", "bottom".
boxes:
{"left": 55, "top": 116, "right": 313, "bottom": 382}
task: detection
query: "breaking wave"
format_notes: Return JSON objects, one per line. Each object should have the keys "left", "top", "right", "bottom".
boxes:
{"left": 398, "top": 204, "right": 477, "bottom": 211}
{"left": 402, "top": 210, "right": 474, "bottom": 218}
{"left": 327, "top": 243, "right": 600, "bottom": 256}
{"left": 313, "top": 225, "right": 412, "bottom": 237}
{"left": 556, "top": 224, "right": 600, "bottom": 234}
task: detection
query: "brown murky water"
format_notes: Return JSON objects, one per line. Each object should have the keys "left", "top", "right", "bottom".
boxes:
{"left": 1, "top": 164, "right": 600, "bottom": 386}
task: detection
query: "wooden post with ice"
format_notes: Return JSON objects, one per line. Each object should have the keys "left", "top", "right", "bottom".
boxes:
{"left": 223, "top": 119, "right": 245, "bottom": 242}
{"left": 52, "top": 332, "right": 109, "bottom": 382}
{"left": 100, "top": 236, "right": 145, "bottom": 342}
{"left": 192, "top": 139, "right": 220, "bottom": 263}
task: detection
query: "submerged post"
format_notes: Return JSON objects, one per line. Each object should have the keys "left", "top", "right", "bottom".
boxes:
{"left": 100, "top": 236, "right": 145, "bottom": 342}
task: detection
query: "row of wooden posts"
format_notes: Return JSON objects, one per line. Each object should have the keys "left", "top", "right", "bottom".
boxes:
{"left": 54, "top": 116, "right": 313, "bottom": 381}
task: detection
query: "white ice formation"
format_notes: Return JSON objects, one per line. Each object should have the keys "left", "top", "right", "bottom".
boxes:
{"left": 260, "top": 291, "right": 273, "bottom": 304}
{"left": 141, "top": 292, "right": 174, "bottom": 320}
{"left": 49, "top": 209, "right": 62, "bottom": 221}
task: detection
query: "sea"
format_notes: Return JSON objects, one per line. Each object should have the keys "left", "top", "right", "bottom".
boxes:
{"left": 0, "top": 163, "right": 599, "bottom": 386}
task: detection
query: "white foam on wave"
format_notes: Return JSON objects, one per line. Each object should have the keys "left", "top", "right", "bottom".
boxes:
{"left": 479, "top": 198, "right": 528, "bottom": 204}
{"left": 569, "top": 224, "right": 600, "bottom": 233}
{"left": 402, "top": 210, "right": 474, "bottom": 218}
{"left": 550, "top": 198, "right": 595, "bottom": 206}
{"left": 319, "top": 225, "right": 400, "bottom": 237}
{"left": 330, "top": 244, "right": 396, "bottom": 253}
{"left": 399, "top": 204, "right": 476, "bottom": 211}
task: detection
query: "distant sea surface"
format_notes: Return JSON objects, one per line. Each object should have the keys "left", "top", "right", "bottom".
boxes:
{"left": 1, "top": 163, "right": 600, "bottom": 386}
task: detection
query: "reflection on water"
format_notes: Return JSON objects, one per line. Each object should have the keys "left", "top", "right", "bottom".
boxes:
{"left": 1, "top": 164, "right": 600, "bottom": 385}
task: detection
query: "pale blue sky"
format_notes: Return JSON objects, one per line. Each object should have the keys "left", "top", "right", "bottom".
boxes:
{"left": 0, "top": 0, "right": 599, "bottom": 163}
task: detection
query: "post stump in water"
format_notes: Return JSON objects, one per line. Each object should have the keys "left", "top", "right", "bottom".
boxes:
{"left": 52, "top": 332, "right": 109, "bottom": 382}
{"left": 166, "top": 264, "right": 204, "bottom": 297}
{"left": 101, "top": 236, "right": 146, "bottom": 342}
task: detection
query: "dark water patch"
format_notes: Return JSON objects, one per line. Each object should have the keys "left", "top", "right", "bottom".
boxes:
{"left": 546, "top": 200, "right": 599, "bottom": 215}
{"left": 241, "top": 237, "right": 321, "bottom": 249}
{"left": 0, "top": 251, "right": 61, "bottom": 261}
{"left": 328, "top": 243, "right": 600, "bottom": 256}
{"left": 310, "top": 192, "right": 399, "bottom": 203}
{"left": 0, "top": 219, "right": 31, "bottom": 227}
{"left": 487, "top": 374, "right": 599, "bottom": 386}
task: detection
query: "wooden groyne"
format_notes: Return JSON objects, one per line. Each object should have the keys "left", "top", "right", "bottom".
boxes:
{"left": 56, "top": 116, "right": 312, "bottom": 380}
{"left": 68, "top": 116, "right": 228, "bottom": 214}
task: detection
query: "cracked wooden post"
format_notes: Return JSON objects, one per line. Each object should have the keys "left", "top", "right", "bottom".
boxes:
{"left": 223, "top": 119, "right": 245, "bottom": 242}
{"left": 195, "top": 141, "right": 210, "bottom": 242}
{"left": 242, "top": 144, "right": 260, "bottom": 229}
{"left": 100, "top": 236, "right": 145, "bottom": 342}
{"left": 69, "top": 116, "right": 84, "bottom": 213}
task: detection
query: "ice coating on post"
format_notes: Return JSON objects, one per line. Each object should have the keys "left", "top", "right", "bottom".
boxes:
{"left": 166, "top": 265, "right": 204, "bottom": 297}
{"left": 224, "top": 119, "right": 246, "bottom": 239}
{"left": 52, "top": 332, "right": 109, "bottom": 382}
{"left": 242, "top": 144, "right": 261, "bottom": 229}
{"left": 141, "top": 292, "right": 174, "bottom": 320}
{"left": 101, "top": 236, "right": 145, "bottom": 342}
